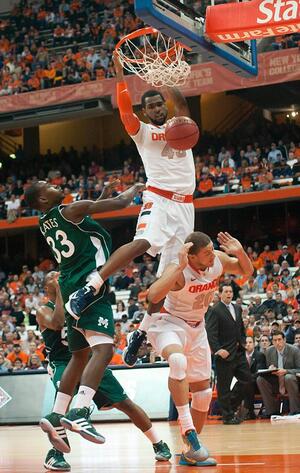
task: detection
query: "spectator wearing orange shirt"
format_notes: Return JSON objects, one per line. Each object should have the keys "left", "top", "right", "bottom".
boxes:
{"left": 62, "top": 188, "right": 74, "bottom": 205}
{"left": 241, "top": 173, "right": 252, "bottom": 192}
{"left": 6, "top": 344, "right": 29, "bottom": 365}
{"left": 259, "top": 245, "right": 275, "bottom": 264}
{"left": 196, "top": 173, "right": 214, "bottom": 197}
{"left": 28, "top": 341, "right": 45, "bottom": 362}
{"left": 294, "top": 244, "right": 300, "bottom": 265}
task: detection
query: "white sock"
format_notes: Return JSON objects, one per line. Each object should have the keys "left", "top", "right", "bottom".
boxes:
{"left": 86, "top": 273, "right": 104, "bottom": 294}
{"left": 53, "top": 392, "right": 72, "bottom": 415}
{"left": 177, "top": 404, "right": 195, "bottom": 434}
{"left": 143, "top": 426, "right": 161, "bottom": 444}
{"left": 139, "top": 312, "right": 152, "bottom": 332}
{"left": 74, "top": 385, "right": 96, "bottom": 409}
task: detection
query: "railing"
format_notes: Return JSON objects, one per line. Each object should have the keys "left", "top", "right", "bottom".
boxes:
{"left": 0, "top": 132, "right": 18, "bottom": 157}
{"left": 212, "top": 101, "right": 256, "bottom": 135}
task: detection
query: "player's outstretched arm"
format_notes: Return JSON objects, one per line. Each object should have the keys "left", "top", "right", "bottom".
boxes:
{"left": 216, "top": 232, "right": 254, "bottom": 277}
{"left": 36, "top": 280, "right": 65, "bottom": 331}
{"left": 148, "top": 243, "right": 193, "bottom": 303}
{"left": 62, "top": 183, "right": 144, "bottom": 223}
{"left": 114, "top": 52, "right": 140, "bottom": 136}
{"left": 164, "top": 87, "right": 190, "bottom": 118}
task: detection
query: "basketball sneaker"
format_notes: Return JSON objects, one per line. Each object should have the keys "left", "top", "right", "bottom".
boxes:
{"left": 180, "top": 429, "right": 210, "bottom": 465}
{"left": 40, "top": 413, "right": 70, "bottom": 453}
{"left": 65, "top": 286, "right": 96, "bottom": 320}
{"left": 44, "top": 448, "right": 71, "bottom": 471}
{"left": 60, "top": 407, "right": 105, "bottom": 444}
{"left": 122, "top": 330, "right": 147, "bottom": 367}
{"left": 153, "top": 441, "right": 172, "bottom": 461}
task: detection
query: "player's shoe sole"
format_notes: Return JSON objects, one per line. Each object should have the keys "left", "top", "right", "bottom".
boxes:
{"left": 179, "top": 454, "right": 217, "bottom": 466}
{"left": 40, "top": 418, "right": 70, "bottom": 454}
{"left": 65, "top": 299, "right": 79, "bottom": 320}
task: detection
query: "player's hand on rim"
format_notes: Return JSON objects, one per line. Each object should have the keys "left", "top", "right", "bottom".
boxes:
{"left": 178, "top": 242, "right": 193, "bottom": 270}
{"left": 217, "top": 232, "right": 243, "bottom": 256}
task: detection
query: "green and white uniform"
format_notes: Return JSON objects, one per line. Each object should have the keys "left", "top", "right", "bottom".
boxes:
{"left": 39, "top": 205, "right": 114, "bottom": 351}
{"left": 41, "top": 301, "right": 127, "bottom": 408}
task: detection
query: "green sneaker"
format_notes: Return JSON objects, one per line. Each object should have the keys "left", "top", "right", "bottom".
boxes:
{"left": 44, "top": 448, "right": 71, "bottom": 471}
{"left": 153, "top": 440, "right": 172, "bottom": 461}
{"left": 60, "top": 407, "right": 105, "bottom": 444}
{"left": 40, "top": 413, "right": 70, "bottom": 453}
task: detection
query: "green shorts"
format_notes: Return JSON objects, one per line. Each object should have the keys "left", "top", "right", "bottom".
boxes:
{"left": 59, "top": 273, "right": 115, "bottom": 352}
{"left": 93, "top": 368, "right": 128, "bottom": 409}
{"left": 48, "top": 360, "right": 69, "bottom": 390}
{"left": 49, "top": 361, "right": 127, "bottom": 408}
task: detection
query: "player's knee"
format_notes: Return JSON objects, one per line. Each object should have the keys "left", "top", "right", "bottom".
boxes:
{"left": 114, "top": 398, "right": 134, "bottom": 413}
{"left": 168, "top": 353, "right": 187, "bottom": 380}
{"left": 191, "top": 388, "right": 212, "bottom": 413}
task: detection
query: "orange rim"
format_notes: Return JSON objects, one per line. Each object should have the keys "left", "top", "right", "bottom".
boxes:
{"left": 114, "top": 26, "right": 191, "bottom": 64}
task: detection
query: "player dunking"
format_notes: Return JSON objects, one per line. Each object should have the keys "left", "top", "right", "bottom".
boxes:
{"left": 146, "top": 231, "right": 253, "bottom": 466}
{"left": 24, "top": 180, "right": 143, "bottom": 452}
{"left": 37, "top": 272, "right": 171, "bottom": 469}
{"left": 66, "top": 52, "right": 196, "bottom": 366}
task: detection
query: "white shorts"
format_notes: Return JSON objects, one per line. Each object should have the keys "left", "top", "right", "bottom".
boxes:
{"left": 134, "top": 190, "right": 194, "bottom": 276}
{"left": 147, "top": 313, "right": 211, "bottom": 383}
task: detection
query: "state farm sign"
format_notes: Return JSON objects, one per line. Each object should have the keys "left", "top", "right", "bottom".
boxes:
{"left": 257, "top": 0, "right": 299, "bottom": 24}
{"left": 206, "top": 0, "right": 300, "bottom": 42}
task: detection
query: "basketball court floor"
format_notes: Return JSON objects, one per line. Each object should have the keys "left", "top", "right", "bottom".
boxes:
{"left": 1, "top": 419, "right": 299, "bottom": 472}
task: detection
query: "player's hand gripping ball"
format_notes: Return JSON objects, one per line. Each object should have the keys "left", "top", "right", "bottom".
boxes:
{"left": 165, "top": 116, "right": 200, "bottom": 151}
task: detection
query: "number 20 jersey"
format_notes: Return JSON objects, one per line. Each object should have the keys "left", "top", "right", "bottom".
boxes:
{"left": 164, "top": 255, "right": 223, "bottom": 322}
{"left": 39, "top": 205, "right": 112, "bottom": 277}
{"left": 131, "top": 121, "right": 195, "bottom": 195}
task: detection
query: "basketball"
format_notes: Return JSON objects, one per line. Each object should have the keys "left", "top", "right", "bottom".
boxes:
{"left": 165, "top": 116, "right": 200, "bottom": 151}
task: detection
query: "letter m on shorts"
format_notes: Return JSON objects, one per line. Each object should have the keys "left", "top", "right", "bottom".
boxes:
{"left": 98, "top": 317, "right": 109, "bottom": 328}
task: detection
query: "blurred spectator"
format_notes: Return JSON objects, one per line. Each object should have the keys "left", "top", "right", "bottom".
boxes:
{"left": 233, "top": 336, "right": 266, "bottom": 420}
{"left": 0, "top": 352, "right": 11, "bottom": 372}
{"left": 6, "top": 343, "right": 28, "bottom": 365}
{"left": 5, "top": 194, "right": 21, "bottom": 222}
{"left": 278, "top": 245, "right": 294, "bottom": 266}
{"left": 257, "top": 331, "right": 300, "bottom": 417}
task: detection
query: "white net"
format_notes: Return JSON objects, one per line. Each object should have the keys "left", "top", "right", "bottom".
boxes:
{"left": 116, "top": 29, "right": 191, "bottom": 87}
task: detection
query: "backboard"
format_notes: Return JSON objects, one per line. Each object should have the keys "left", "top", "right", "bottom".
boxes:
{"left": 134, "top": 0, "right": 258, "bottom": 77}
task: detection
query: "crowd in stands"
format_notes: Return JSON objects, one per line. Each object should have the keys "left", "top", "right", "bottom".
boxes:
{"left": 0, "top": 0, "right": 299, "bottom": 96}
{"left": 271, "top": 34, "right": 300, "bottom": 51}
{"left": 1, "top": 127, "right": 300, "bottom": 220}
{"left": 0, "top": 0, "right": 143, "bottom": 95}
{"left": 1, "top": 237, "right": 300, "bottom": 374}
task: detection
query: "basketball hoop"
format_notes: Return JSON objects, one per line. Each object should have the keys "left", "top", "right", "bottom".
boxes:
{"left": 115, "top": 27, "right": 191, "bottom": 87}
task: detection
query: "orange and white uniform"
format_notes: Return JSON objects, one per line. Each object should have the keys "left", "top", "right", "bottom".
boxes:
{"left": 117, "top": 81, "right": 195, "bottom": 275}
{"left": 147, "top": 255, "right": 223, "bottom": 382}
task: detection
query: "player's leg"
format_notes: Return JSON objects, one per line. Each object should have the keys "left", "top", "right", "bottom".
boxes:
{"left": 189, "top": 380, "right": 212, "bottom": 434}
{"left": 179, "top": 329, "right": 216, "bottom": 467}
{"left": 124, "top": 201, "right": 194, "bottom": 366}
{"left": 66, "top": 192, "right": 168, "bottom": 319}
{"left": 92, "top": 368, "right": 171, "bottom": 461}
{"left": 43, "top": 362, "right": 72, "bottom": 469}
{"left": 40, "top": 346, "right": 90, "bottom": 453}
{"left": 115, "top": 399, "right": 172, "bottom": 461}
{"left": 61, "top": 331, "right": 113, "bottom": 444}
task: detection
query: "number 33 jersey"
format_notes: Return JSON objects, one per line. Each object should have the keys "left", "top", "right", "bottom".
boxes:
{"left": 164, "top": 255, "right": 223, "bottom": 322}
{"left": 131, "top": 121, "right": 195, "bottom": 195}
{"left": 39, "top": 205, "right": 112, "bottom": 277}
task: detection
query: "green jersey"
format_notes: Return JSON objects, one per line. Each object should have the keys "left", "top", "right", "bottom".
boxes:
{"left": 39, "top": 204, "right": 112, "bottom": 278}
{"left": 41, "top": 301, "right": 71, "bottom": 363}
